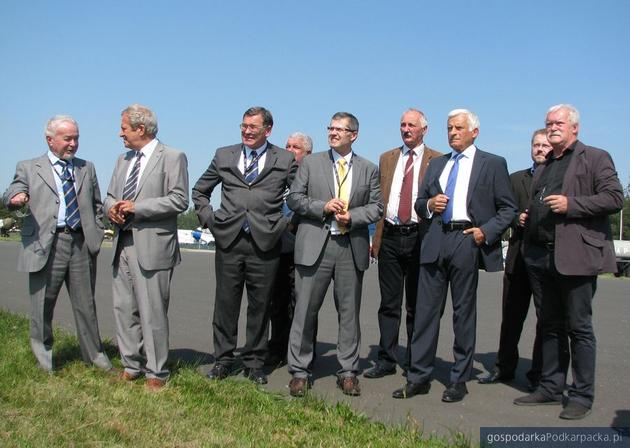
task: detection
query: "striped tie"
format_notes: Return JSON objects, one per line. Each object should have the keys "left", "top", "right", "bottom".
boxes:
{"left": 58, "top": 161, "right": 81, "bottom": 230}
{"left": 123, "top": 151, "right": 143, "bottom": 200}
{"left": 244, "top": 150, "right": 258, "bottom": 184}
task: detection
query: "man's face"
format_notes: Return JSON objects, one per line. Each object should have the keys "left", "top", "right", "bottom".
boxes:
{"left": 545, "top": 108, "right": 578, "bottom": 150}
{"left": 447, "top": 114, "right": 478, "bottom": 152}
{"left": 119, "top": 114, "right": 145, "bottom": 150}
{"left": 286, "top": 137, "right": 309, "bottom": 163}
{"left": 47, "top": 121, "right": 79, "bottom": 160}
{"left": 328, "top": 118, "right": 357, "bottom": 153}
{"left": 241, "top": 113, "right": 271, "bottom": 149}
{"left": 400, "top": 111, "right": 427, "bottom": 148}
{"left": 531, "top": 133, "right": 552, "bottom": 164}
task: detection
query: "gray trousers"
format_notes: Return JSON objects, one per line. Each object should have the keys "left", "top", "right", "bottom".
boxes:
{"left": 288, "top": 234, "right": 363, "bottom": 378}
{"left": 29, "top": 230, "right": 111, "bottom": 372}
{"left": 113, "top": 232, "right": 172, "bottom": 380}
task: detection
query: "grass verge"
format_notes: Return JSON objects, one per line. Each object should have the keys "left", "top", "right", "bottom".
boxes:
{"left": 0, "top": 309, "right": 470, "bottom": 447}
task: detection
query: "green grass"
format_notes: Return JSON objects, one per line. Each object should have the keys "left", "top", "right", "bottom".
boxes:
{"left": 0, "top": 309, "right": 470, "bottom": 447}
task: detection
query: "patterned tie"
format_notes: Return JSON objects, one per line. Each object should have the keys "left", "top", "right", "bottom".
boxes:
{"left": 122, "top": 151, "right": 143, "bottom": 200}
{"left": 442, "top": 153, "right": 463, "bottom": 224}
{"left": 397, "top": 150, "right": 415, "bottom": 224}
{"left": 58, "top": 161, "right": 81, "bottom": 230}
{"left": 337, "top": 158, "right": 349, "bottom": 234}
{"left": 244, "top": 150, "right": 259, "bottom": 184}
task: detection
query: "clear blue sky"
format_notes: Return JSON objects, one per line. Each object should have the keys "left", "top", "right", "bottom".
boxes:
{"left": 2, "top": 0, "right": 628, "bottom": 207}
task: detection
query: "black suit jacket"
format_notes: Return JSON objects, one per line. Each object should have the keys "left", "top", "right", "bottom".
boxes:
{"left": 504, "top": 167, "right": 532, "bottom": 274}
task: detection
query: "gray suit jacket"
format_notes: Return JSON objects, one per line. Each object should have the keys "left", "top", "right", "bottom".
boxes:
{"left": 3, "top": 154, "right": 104, "bottom": 273}
{"left": 192, "top": 143, "right": 297, "bottom": 252}
{"left": 104, "top": 142, "right": 189, "bottom": 271}
{"left": 287, "top": 150, "right": 383, "bottom": 271}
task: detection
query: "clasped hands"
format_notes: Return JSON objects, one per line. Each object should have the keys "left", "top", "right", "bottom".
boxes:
{"left": 325, "top": 198, "right": 351, "bottom": 226}
{"left": 108, "top": 200, "right": 135, "bottom": 225}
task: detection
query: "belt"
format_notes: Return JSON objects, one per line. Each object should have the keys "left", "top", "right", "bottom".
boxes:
{"left": 442, "top": 221, "right": 472, "bottom": 232}
{"left": 56, "top": 226, "right": 82, "bottom": 234}
{"left": 533, "top": 241, "right": 555, "bottom": 251}
{"left": 384, "top": 221, "right": 418, "bottom": 236}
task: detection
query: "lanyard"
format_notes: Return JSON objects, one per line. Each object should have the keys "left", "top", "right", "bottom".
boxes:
{"left": 243, "top": 145, "right": 268, "bottom": 177}
{"left": 329, "top": 149, "right": 353, "bottom": 195}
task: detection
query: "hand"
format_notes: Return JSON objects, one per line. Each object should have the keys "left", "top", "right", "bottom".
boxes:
{"left": 325, "top": 198, "right": 346, "bottom": 215}
{"left": 9, "top": 192, "right": 29, "bottom": 207}
{"left": 107, "top": 201, "right": 130, "bottom": 225}
{"left": 428, "top": 194, "right": 449, "bottom": 214}
{"left": 463, "top": 226, "right": 486, "bottom": 246}
{"left": 335, "top": 210, "right": 351, "bottom": 226}
{"left": 518, "top": 211, "right": 528, "bottom": 227}
{"left": 543, "top": 195, "right": 568, "bottom": 214}
{"left": 118, "top": 200, "right": 136, "bottom": 215}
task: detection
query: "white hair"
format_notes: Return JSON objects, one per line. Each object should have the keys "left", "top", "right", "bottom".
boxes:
{"left": 45, "top": 115, "right": 78, "bottom": 137}
{"left": 288, "top": 132, "right": 313, "bottom": 153}
{"left": 448, "top": 109, "right": 480, "bottom": 131}
{"left": 547, "top": 104, "right": 580, "bottom": 125}
{"left": 122, "top": 104, "right": 159, "bottom": 137}
{"left": 403, "top": 108, "right": 428, "bottom": 128}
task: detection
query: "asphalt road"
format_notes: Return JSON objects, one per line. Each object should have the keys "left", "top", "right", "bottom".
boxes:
{"left": 1, "top": 241, "right": 628, "bottom": 441}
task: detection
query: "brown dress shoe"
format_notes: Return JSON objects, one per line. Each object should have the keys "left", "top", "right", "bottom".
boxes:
{"left": 288, "top": 377, "right": 311, "bottom": 397}
{"left": 146, "top": 378, "right": 166, "bottom": 391}
{"left": 337, "top": 375, "right": 361, "bottom": 396}
{"left": 119, "top": 370, "right": 140, "bottom": 382}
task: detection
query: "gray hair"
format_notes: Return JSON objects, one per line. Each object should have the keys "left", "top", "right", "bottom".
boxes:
{"left": 547, "top": 104, "right": 580, "bottom": 125}
{"left": 244, "top": 107, "right": 273, "bottom": 128}
{"left": 45, "top": 115, "right": 79, "bottom": 137}
{"left": 448, "top": 109, "right": 480, "bottom": 131}
{"left": 531, "top": 128, "right": 547, "bottom": 143}
{"left": 288, "top": 132, "right": 313, "bottom": 153}
{"left": 122, "top": 104, "right": 158, "bottom": 137}
{"left": 331, "top": 112, "right": 359, "bottom": 132}
{"left": 403, "top": 108, "right": 428, "bottom": 128}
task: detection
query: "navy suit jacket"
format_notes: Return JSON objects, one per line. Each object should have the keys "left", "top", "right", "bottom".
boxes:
{"left": 415, "top": 148, "right": 517, "bottom": 272}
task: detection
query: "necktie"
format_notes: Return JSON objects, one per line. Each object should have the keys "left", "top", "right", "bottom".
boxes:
{"left": 245, "top": 150, "right": 259, "bottom": 184}
{"left": 397, "top": 150, "right": 415, "bottom": 224}
{"left": 337, "top": 159, "right": 349, "bottom": 234}
{"left": 123, "top": 151, "right": 143, "bottom": 200}
{"left": 442, "top": 153, "right": 463, "bottom": 224}
{"left": 58, "top": 161, "right": 81, "bottom": 230}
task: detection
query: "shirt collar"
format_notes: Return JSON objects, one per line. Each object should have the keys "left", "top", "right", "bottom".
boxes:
{"left": 244, "top": 141, "right": 268, "bottom": 156}
{"left": 47, "top": 151, "right": 73, "bottom": 167}
{"left": 403, "top": 143, "right": 424, "bottom": 157}
{"left": 136, "top": 138, "right": 159, "bottom": 159}
{"left": 451, "top": 144, "right": 476, "bottom": 160}
{"left": 331, "top": 149, "right": 353, "bottom": 163}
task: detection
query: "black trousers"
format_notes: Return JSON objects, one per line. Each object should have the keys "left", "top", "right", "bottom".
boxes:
{"left": 524, "top": 244, "right": 596, "bottom": 408}
{"left": 268, "top": 252, "right": 296, "bottom": 357}
{"left": 375, "top": 227, "right": 420, "bottom": 369}
{"left": 496, "top": 248, "right": 542, "bottom": 383}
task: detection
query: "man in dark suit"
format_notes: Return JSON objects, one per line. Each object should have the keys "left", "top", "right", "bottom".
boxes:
{"left": 364, "top": 109, "right": 441, "bottom": 379}
{"left": 478, "top": 129, "right": 551, "bottom": 390}
{"left": 286, "top": 112, "right": 383, "bottom": 397}
{"left": 514, "top": 104, "right": 623, "bottom": 420}
{"left": 3, "top": 115, "right": 111, "bottom": 373}
{"left": 393, "top": 109, "right": 516, "bottom": 402}
{"left": 192, "top": 107, "right": 297, "bottom": 385}
{"left": 105, "top": 104, "right": 189, "bottom": 391}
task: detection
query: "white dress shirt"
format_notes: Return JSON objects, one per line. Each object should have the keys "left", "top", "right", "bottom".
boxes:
{"left": 330, "top": 149, "right": 353, "bottom": 235}
{"left": 386, "top": 143, "right": 424, "bottom": 224}
{"left": 438, "top": 144, "right": 476, "bottom": 222}
{"left": 125, "top": 138, "right": 159, "bottom": 182}
{"left": 239, "top": 142, "right": 268, "bottom": 175}
{"left": 48, "top": 151, "right": 76, "bottom": 228}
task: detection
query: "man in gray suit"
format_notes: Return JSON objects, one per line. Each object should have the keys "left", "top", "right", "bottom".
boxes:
{"left": 193, "top": 107, "right": 297, "bottom": 385}
{"left": 286, "top": 112, "right": 383, "bottom": 397}
{"left": 3, "top": 115, "right": 111, "bottom": 373}
{"left": 105, "top": 104, "right": 189, "bottom": 391}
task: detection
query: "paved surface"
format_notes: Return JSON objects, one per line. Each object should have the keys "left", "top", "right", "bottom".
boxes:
{"left": 1, "top": 241, "right": 628, "bottom": 441}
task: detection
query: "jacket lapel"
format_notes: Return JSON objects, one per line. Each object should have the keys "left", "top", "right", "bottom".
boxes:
{"left": 135, "top": 144, "right": 162, "bottom": 197}
{"left": 73, "top": 159, "right": 87, "bottom": 195}
{"left": 35, "top": 154, "right": 58, "bottom": 195}
{"left": 252, "top": 143, "right": 275, "bottom": 185}
{"left": 229, "top": 145, "right": 246, "bottom": 182}
{"left": 348, "top": 155, "right": 362, "bottom": 206}
{"left": 467, "top": 148, "right": 486, "bottom": 207}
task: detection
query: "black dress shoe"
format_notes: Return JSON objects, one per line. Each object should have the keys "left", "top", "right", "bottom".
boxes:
{"left": 363, "top": 363, "right": 396, "bottom": 379}
{"left": 559, "top": 401, "right": 591, "bottom": 420}
{"left": 207, "top": 364, "right": 230, "bottom": 380}
{"left": 244, "top": 368, "right": 268, "bottom": 385}
{"left": 478, "top": 369, "right": 515, "bottom": 384}
{"left": 442, "top": 382, "right": 468, "bottom": 402}
{"left": 392, "top": 381, "right": 431, "bottom": 399}
{"left": 513, "top": 391, "right": 562, "bottom": 406}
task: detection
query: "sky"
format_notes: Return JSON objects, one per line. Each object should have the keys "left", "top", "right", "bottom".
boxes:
{"left": 1, "top": 0, "right": 629, "bottom": 208}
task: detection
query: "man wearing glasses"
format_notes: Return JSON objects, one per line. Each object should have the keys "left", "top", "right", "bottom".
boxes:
{"left": 286, "top": 112, "right": 383, "bottom": 397}
{"left": 192, "top": 107, "right": 297, "bottom": 385}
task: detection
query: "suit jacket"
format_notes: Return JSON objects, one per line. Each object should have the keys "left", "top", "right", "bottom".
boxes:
{"left": 504, "top": 167, "right": 532, "bottom": 274}
{"left": 415, "top": 148, "right": 517, "bottom": 272}
{"left": 287, "top": 150, "right": 383, "bottom": 271}
{"left": 104, "top": 142, "right": 189, "bottom": 271}
{"left": 529, "top": 140, "right": 623, "bottom": 276}
{"left": 371, "top": 145, "right": 442, "bottom": 257}
{"left": 3, "top": 154, "right": 104, "bottom": 273}
{"left": 192, "top": 143, "right": 297, "bottom": 252}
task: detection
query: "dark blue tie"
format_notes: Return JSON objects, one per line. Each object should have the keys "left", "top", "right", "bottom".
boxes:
{"left": 121, "top": 152, "right": 143, "bottom": 229}
{"left": 442, "top": 153, "right": 463, "bottom": 224}
{"left": 244, "top": 150, "right": 259, "bottom": 184}
{"left": 58, "top": 161, "right": 81, "bottom": 230}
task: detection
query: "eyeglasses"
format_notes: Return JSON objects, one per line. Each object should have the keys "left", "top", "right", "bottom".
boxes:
{"left": 327, "top": 126, "right": 355, "bottom": 133}
{"left": 240, "top": 123, "right": 268, "bottom": 132}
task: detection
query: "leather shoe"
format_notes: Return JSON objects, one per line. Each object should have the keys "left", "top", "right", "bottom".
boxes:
{"left": 559, "top": 401, "right": 591, "bottom": 420}
{"left": 146, "top": 378, "right": 166, "bottom": 391}
{"left": 478, "top": 368, "right": 514, "bottom": 384}
{"left": 207, "top": 364, "right": 230, "bottom": 380}
{"left": 119, "top": 370, "right": 141, "bottom": 382}
{"left": 288, "top": 377, "right": 311, "bottom": 397}
{"left": 514, "top": 391, "right": 562, "bottom": 406}
{"left": 442, "top": 382, "right": 468, "bottom": 402}
{"left": 363, "top": 363, "right": 396, "bottom": 379}
{"left": 244, "top": 368, "right": 267, "bottom": 385}
{"left": 392, "top": 381, "right": 431, "bottom": 399}
{"left": 336, "top": 375, "right": 361, "bottom": 396}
